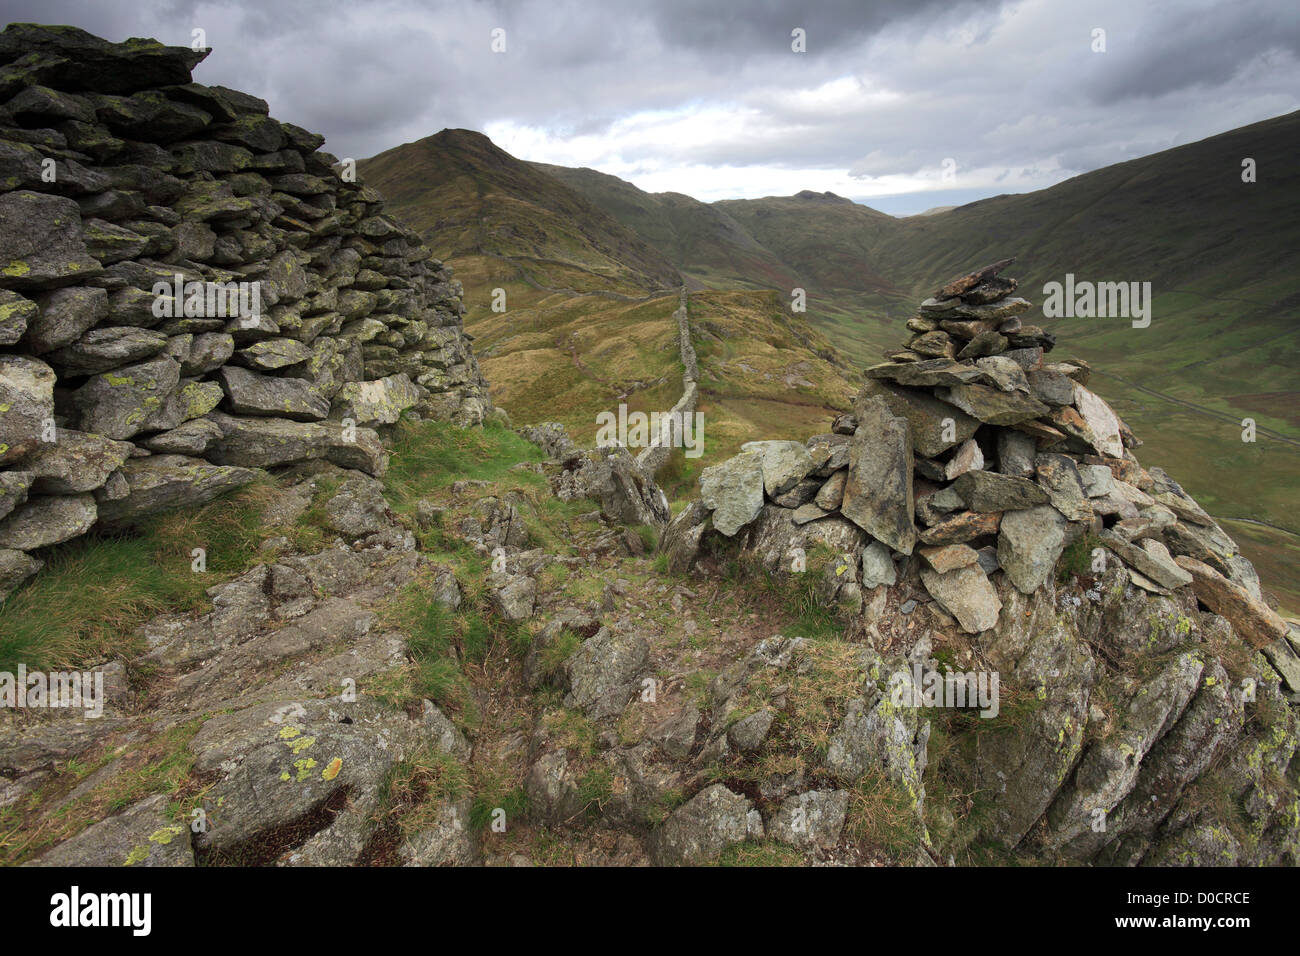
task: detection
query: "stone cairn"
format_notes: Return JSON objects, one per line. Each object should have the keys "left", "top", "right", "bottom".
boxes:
{"left": 0, "top": 24, "right": 492, "bottom": 599}
{"left": 666, "top": 258, "right": 1293, "bottom": 665}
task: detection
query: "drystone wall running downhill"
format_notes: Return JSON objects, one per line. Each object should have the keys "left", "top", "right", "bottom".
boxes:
{"left": 662, "top": 258, "right": 1300, "bottom": 865}
{"left": 635, "top": 285, "right": 698, "bottom": 475}
{"left": 0, "top": 24, "right": 492, "bottom": 598}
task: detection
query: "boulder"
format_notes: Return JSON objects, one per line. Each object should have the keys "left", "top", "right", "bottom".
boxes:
{"left": 27, "top": 793, "right": 192, "bottom": 867}
{"left": 996, "top": 428, "right": 1037, "bottom": 477}
{"left": 549, "top": 445, "right": 669, "bottom": 528}
{"left": 651, "top": 784, "right": 763, "bottom": 865}
{"left": 807, "top": 433, "right": 850, "bottom": 477}
{"left": 0, "top": 493, "right": 97, "bottom": 550}
{"left": 727, "top": 708, "right": 776, "bottom": 753}
{"left": 47, "top": 326, "right": 170, "bottom": 375}
{"left": 937, "top": 383, "right": 1049, "bottom": 425}
{"left": 0, "top": 470, "right": 33, "bottom": 520}
{"left": 1072, "top": 384, "right": 1124, "bottom": 457}
{"left": 20, "top": 429, "right": 134, "bottom": 494}
{"left": 921, "top": 564, "right": 1002, "bottom": 632}
{"left": 840, "top": 396, "right": 916, "bottom": 554}
{"left": 944, "top": 437, "right": 984, "bottom": 479}
{"left": 997, "top": 505, "right": 1068, "bottom": 593}
{"left": 1033, "top": 453, "right": 1093, "bottom": 522}
{"left": 398, "top": 798, "right": 477, "bottom": 867}
{"left": 766, "top": 790, "right": 849, "bottom": 849}
{"left": 563, "top": 625, "right": 650, "bottom": 719}
{"left": 24, "top": 285, "right": 107, "bottom": 352}
{"left": 1100, "top": 530, "right": 1192, "bottom": 591}
{"left": 323, "top": 473, "right": 393, "bottom": 539}
{"left": 218, "top": 365, "right": 330, "bottom": 421}
{"left": 95, "top": 455, "right": 258, "bottom": 526}
{"left": 330, "top": 373, "right": 420, "bottom": 426}
{"left": 142, "top": 417, "right": 224, "bottom": 456}
{"left": 236, "top": 337, "right": 313, "bottom": 370}
{"left": 860, "top": 540, "right": 897, "bottom": 588}
{"left": 772, "top": 477, "right": 821, "bottom": 508}
{"left": 917, "top": 510, "right": 1001, "bottom": 546}
{"left": 207, "top": 413, "right": 387, "bottom": 476}
{"left": 0, "top": 24, "right": 209, "bottom": 94}
{"left": 699, "top": 450, "right": 764, "bottom": 536}
{"left": 1173, "top": 556, "right": 1288, "bottom": 649}
{"left": 814, "top": 470, "right": 847, "bottom": 511}
{"left": 188, "top": 698, "right": 420, "bottom": 865}
{"left": 0, "top": 289, "right": 35, "bottom": 345}
{"left": 0, "top": 546, "right": 41, "bottom": 599}
{"left": 919, "top": 543, "right": 981, "bottom": 573}
{"left": 488, "top": 572, "right": 536, "bottom": 622}
{"left": 0, "top": 354, "right": 55, "bottom": 464}
{"left": 73, "top": 354, "right": 180, "bottom": 440}
{"left": 825, "top": 677, "right": 928, "bottom": 802}
{"left": 0, "top": 190, "right": 102, "bottom": 291}
{"left": 181, "top": 332, "right": 236, "bottom": 375}
{"left": 953, "top": 470, "right": 1049, "bottom": 512}
{"left": 1078, "top": 463, "right": 1116, "bottom": 497}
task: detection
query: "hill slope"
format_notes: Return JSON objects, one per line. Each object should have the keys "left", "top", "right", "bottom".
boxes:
{"left": 359, "top": 129, "right": 680, "bottom": 295}
{"left": 532, "top": 162, "right": 801, "bottom": 293}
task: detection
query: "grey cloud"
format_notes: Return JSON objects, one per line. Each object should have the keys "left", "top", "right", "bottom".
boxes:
{"left": 1085, "top": 2, "right": 1300, "bottom": 104}
{"left": 0, "top": 0, "right": 1296, "bottom": 213}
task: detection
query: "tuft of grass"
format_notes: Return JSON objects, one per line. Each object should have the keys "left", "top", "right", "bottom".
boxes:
{"left": 632, "top": 523, "right": 659, "bottom": 553}
{"left": 722, "top": 546, "right": 843, "bottom": 642}
{"left": 576, "top": 765, "right": 614, "bottom": 819}
{"left": 1056, "top": 531, "right": 1103, "bottom": 584}
{"left": 717, "top": 840, "right": 805, "bottom": 866}
{"left": 469, "top": 786, "right": 529, "bottom": 834}
{"left": 380, "top": 585, "right": 467, "bottom": 713}
{"left": 842, "top": 769, "right": 925, "bottom": 862}
{"left": 374, "top": 746, "right": 470, "bottom": 838}
{"left": 540, "top": 708, "right": 600, "bottom": 759}
{"left": 538, "top": 628, "right": 583, "bottom": 682}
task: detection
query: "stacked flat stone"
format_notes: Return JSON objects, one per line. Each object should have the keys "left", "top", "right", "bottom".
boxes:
{"left": 666, "top": 258, "right": 1290, "bottom": 662}
{"left": 0, "top": 24, "right": 491, "bottom": 598}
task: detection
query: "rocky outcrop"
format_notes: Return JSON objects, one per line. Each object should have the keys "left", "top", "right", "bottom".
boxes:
{"left": 0, "top": 24, "right": 490, "bottom": 597}
{"left": 660, "top": 258, "right": 1300, "bottom": 865}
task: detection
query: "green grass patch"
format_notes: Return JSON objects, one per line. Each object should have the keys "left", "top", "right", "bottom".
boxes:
{"left": 383, "top": 418, "right": 545, "bottom": 513}
{"left": 0, "top": 481, "right": 277, "bottom": 673}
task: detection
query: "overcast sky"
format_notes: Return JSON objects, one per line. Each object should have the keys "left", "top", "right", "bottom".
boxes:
{"left": 4, "top": 0, "right": 1297, "bottom": 214}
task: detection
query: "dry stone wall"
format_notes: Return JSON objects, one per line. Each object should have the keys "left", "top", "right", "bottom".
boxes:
{"left": 635, "top": 285, "right": 697, "bottom": 475}
{"left": 0, "top": 24, "right": 491, "bottom": 597}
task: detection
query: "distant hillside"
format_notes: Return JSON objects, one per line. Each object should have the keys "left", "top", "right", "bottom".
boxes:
{"left": 358, "top": 129, "right": 680, "bottom": 295}
{"left": 531, "top": 162, "right": 799, "bottom": 293}
{"left": 545, "top": 111, "right": 1300, "bottom": 373}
